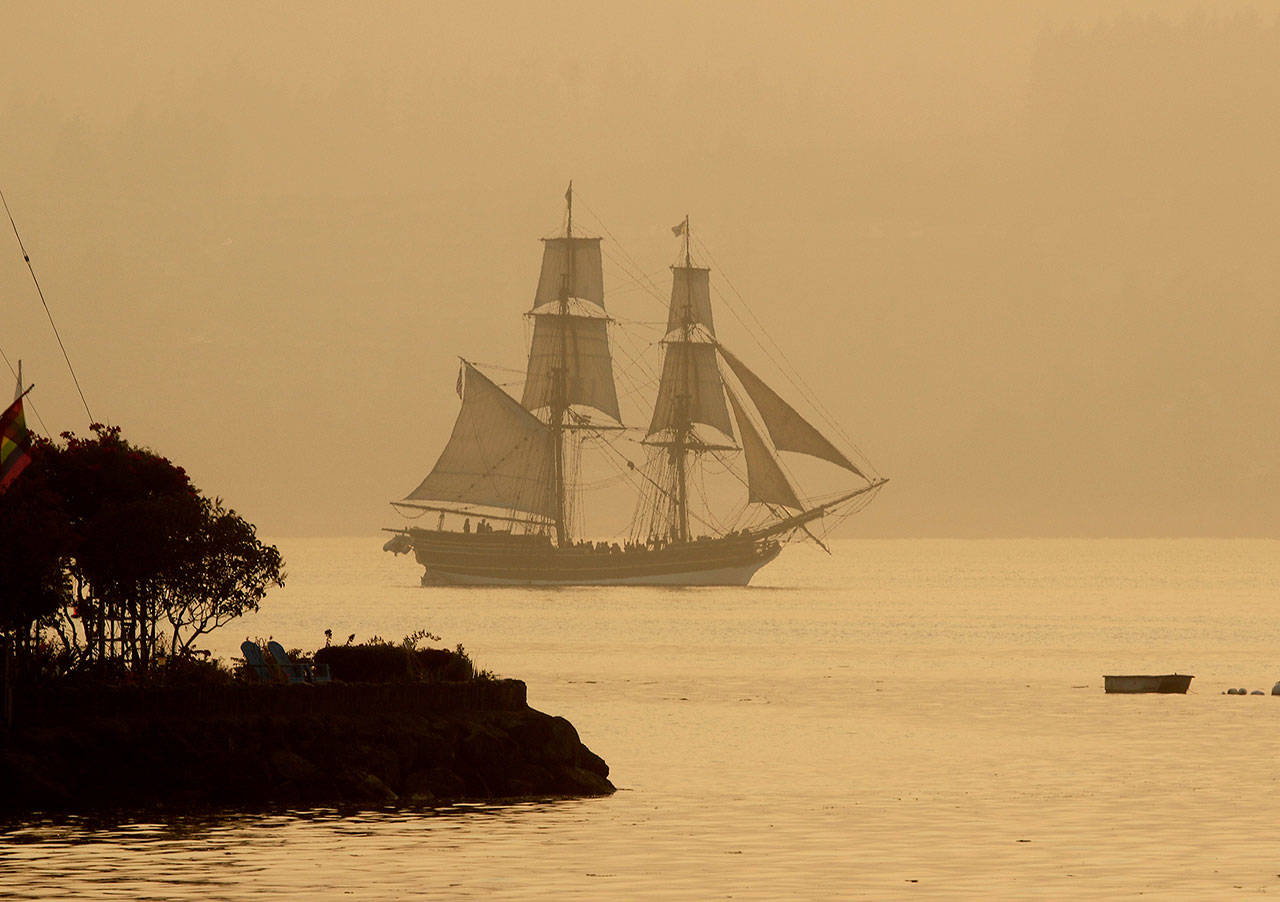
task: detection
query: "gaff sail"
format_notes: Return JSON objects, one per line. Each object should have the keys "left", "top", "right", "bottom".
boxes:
{"left": 404, "top": 362, "right": 556, "bottom": 518}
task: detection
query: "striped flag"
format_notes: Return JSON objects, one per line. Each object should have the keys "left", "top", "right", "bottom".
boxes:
{"left": 0, "top": 391, "right": 33, "bottom": 494}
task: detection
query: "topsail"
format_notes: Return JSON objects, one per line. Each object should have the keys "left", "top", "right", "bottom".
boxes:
{"left": 533, "top": 237, "right": 605, "bottom": 310}
{"left": 522, "top": 313, "right": 622, "bottom": 422}
{"left": 665, "top": 266, "right": 715, "bottom": 336}
{"left": 647, "top": 340, "right": 735, "bottom": 439}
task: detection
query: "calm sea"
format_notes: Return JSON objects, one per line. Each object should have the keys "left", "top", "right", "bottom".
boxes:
{"left": 4, "top": 538, "right": 1280, "bottom": 899}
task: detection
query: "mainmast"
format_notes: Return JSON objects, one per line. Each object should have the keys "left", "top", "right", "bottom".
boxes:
{"left": 523, "top": 182, "right": 619, "bottom": 546}
{"left": 549, "top": 183, "right": 573, "bottom": 546}
{"left": 672, "top": 214, "right": 692, "bottom": 542}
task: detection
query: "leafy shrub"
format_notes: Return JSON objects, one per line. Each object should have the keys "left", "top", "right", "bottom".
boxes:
{"left": 153, "top": 652, "right": 234, "bottom": 686}
{"left": 312, "top": 630, "right": 475, "bottom": 682}
{"left": 415, "top": 647, "right": 474, "bottom": 681}
{"left": 314, "top": 643, "right": 414, "bottom": 682}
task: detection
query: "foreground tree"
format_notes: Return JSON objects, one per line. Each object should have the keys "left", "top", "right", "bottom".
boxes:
{"left": 0, "top": 439, "right": 73, "bottom": 655}
{"left": 2, "top": 424, "right": 283, "bottom": 678}
{"left": 160, "top": 495, "right": 284, "bottom": 657}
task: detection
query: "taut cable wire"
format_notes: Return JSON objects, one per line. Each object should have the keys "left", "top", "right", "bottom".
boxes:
{"left": 1, "top": 187, "right": 95, "bottom": 424}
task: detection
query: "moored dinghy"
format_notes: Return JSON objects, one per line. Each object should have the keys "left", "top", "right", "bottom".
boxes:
{"left": 1103, "top": 674, "right": 1194, "bottom": 694}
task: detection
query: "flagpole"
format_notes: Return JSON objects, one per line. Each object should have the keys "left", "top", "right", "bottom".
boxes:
{"left": 1, "top": 383, "right": 36, "bottom": 495}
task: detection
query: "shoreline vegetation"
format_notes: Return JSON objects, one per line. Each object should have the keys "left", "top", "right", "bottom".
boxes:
{"left": 2, "top": 635, "right": 615, "bottom": 817}
{"left": 0, "top": 426, "right": 613, "bottom": 816}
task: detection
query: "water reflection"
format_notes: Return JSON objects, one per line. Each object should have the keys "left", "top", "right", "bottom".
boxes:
{"left": 4, "top": 799, "right": 618, "bottom": 901}
{"left": 5, "top": 540, "right": 1280, "bottom": 899}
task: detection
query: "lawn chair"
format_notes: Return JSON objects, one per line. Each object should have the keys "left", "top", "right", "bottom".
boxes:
{"left": 266, "top": 641, "right": 330, "bottom": 683}
{"left": 266, "top": 641, "right": 310, "bottom": 684}
{"left": 240, "top": 641, "right": 276, "bottom": 682}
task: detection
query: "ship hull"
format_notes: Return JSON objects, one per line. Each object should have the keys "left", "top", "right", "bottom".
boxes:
{"left": 399, "top": 528, "right": 782, "bottom": 587}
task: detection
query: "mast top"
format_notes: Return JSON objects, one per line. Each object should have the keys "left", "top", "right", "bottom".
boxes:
{"left": 671, "top": 215, "right": 694, "bottom": 268}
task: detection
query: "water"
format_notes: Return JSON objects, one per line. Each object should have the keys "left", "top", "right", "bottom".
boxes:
{"left": 5, "top": 539, "right": 1280, "bottom": 898}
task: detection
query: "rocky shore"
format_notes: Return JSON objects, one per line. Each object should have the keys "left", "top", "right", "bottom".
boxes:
{"left": 0, "top": 680, "right": 613, "bottom": 815}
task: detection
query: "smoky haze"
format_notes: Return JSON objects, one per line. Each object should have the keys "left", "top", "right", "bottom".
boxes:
{"left": 1, "top": 1, "right": 1276, "bottom": 538}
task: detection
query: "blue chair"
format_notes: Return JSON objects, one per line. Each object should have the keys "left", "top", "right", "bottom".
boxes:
{"left": 267, "top": 641, "right": 330, "bottom": 683}
{"left": 240, "top": 641, "right": 275, "bottom": 682}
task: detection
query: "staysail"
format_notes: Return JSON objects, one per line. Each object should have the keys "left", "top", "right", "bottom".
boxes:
{"left": 647, "top": 341, "right": 735, "bottom": 439}
{"left": 725, "top": 385, "right": 802, "bottom": 509}
{"left": 717, "top": 345, "right": 865, "bottom": 478}
{"left": 404, "top": 362, "right": 556, "bottom": 518}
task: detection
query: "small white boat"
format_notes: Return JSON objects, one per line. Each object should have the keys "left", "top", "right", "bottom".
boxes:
{"left": 1103, "top": 674, "right": 1193, "bottom": 694}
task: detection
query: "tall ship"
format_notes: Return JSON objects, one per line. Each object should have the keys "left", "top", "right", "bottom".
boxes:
{"left": 383, "top": 187, "right": 886, "bottom": 585}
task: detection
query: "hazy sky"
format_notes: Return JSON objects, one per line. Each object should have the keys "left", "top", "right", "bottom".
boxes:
{"left": 1, "top": 1, "right": 1276, "bottom": 538}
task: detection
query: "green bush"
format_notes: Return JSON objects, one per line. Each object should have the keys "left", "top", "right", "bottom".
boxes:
{"left": 415, "top": 646, "right": 474, "bottom": 681}
{"left": 312, "top": 635, "right": 475, "bottom": 683}
{"left": 314, "top": 643, "right": 414, "bottom": 682}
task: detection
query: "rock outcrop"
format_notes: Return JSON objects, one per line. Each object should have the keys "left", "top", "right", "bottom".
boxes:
{"left": 0, "top": 680, "right": 613, "bottom": 814}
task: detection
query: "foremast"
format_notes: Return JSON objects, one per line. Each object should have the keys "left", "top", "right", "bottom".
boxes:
{"left": 670, "top": 216, "right": 695, "bottom": 543}
{"left": 638, "top": 215, "right": 884, "bottom": 549}
{"left": 642, "top": 216, "right": 736, "bottom": 544}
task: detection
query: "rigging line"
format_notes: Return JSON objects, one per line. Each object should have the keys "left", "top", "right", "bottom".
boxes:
{"left": 696, "top": 234, "right": 844, "bottom": 435}
{"left": 707, "top": 445, "right": 754, "bottom": 496}
{"left": 696, "top": 245, "right": 875, "bottom": 478}
{"left": 469, "top": 360, "right": 527, "bottom": 375}
{"left": 577, "top": 418, "right": 723, "bottom": 535}
{"left": 604, "top": 325, "right": 661, "bottom": 396}
{"left": 611, "top": 318, "right": 668, "bottom": 328}
{"left": 698, "top": 240, "right": 839, "bottom": 429}
{"left": 0, "top": 347, "right": 51, "bottom": 435}
{"left": 609, "top": 331, "right": 660, "bottom": 389}
{"left": 693, "top": 235, "right": 877, "bottom": 473}
{"left": 579, "top": 202, "right": 661, "bottom": 288}
{"left": 582, "top": 204, "right": 672, "bottom": 312}
{"left": 1, "top": 187, "right": 94, "bottom": 424}
{"left": 611, "top": 347, "right": 658, "bottom": 386}
{"left": 594, "top": 229, "right": 653, "bottom": 280}
{"left": 600, "top": 246, "right": 670, "bottom": 316}
{"left": 603, "top": 266, "right": 671, "bottom": 295}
